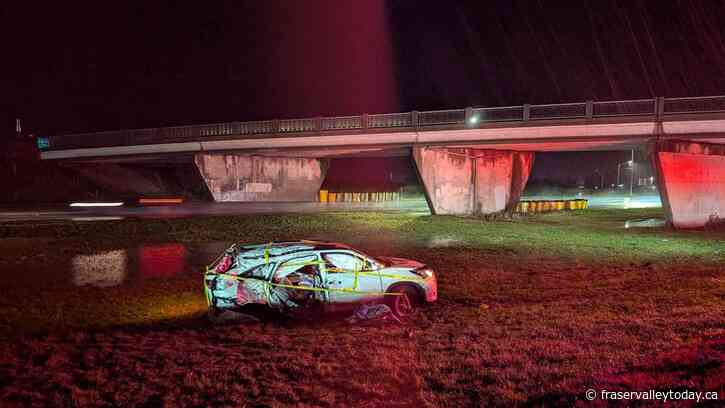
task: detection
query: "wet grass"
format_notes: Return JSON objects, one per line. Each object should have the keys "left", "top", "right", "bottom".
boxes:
{"left": 0, "top": 208, "right": 724, "bottom": 406}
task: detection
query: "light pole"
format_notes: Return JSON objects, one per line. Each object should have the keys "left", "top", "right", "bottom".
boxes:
{"left": 616, "top": 159, "right": 633, "bottom": 188}
{"left": 593, "top": 170, "right": 604, "bottom": 190}
{"left": 629, "top": 149, "right": 635, "bottom": 197}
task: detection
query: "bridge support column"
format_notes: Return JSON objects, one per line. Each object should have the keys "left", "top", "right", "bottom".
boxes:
{"left": 651, "top": 140, "right": 725, "bottom": 228}
{"left": 412, "top": 147, "right": 534, "bottom": 215}
{"left": 194, "top": 153, "right": 327, "bottom": 202}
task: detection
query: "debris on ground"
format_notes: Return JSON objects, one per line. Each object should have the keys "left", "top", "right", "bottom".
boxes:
{"left": 624, "top": 218, "right": 666, "bottom": 228}
{"left": 347, "top": 304, "right": 402, "bottom": 324}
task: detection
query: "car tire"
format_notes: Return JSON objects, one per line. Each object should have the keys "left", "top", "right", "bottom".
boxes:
{"left": 386, "top": 285, "right": 419, "bottom": 318}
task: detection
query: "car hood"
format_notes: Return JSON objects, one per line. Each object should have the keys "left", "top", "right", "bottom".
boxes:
{"left": 376, "top": 256, "right": 425, "bottom": 269}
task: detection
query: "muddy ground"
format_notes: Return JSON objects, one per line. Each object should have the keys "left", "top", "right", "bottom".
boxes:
{"left": 0, "top": 209, "right": 723, "bottom": 406}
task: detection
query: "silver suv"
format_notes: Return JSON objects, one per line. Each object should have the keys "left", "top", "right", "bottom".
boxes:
{"left": 204, "top": 240, "right": 437, "bottom": 317}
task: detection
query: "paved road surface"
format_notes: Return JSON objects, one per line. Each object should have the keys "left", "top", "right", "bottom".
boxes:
{"left": 0, "top": 194, "right": 662, "bottom": 223}
{"left": 0, "top": 200, "right": 432, "bottom": 222}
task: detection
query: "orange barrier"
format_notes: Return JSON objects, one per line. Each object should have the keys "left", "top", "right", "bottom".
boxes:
{"left": 519, "top": 201, "right": 529, "bottom": 213}
{"left": 321, "top": 191, "right": 402, "bottom": 202}
{"left": 516, "top": 199, "right": 588, "bottom": 214}
{"left": 138, "top": 197, "right": 184, "bottom": 205}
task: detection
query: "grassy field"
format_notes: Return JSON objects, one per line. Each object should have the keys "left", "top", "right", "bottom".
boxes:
{"left": 0, "top": 209, "right": 723, "bottom": 406}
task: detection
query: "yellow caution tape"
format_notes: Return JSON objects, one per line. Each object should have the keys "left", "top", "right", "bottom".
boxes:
{"left": 205, "top": 269, "right": 407, "bottom": 296}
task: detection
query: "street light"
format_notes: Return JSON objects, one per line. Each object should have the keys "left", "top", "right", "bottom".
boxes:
{"left": 616, "top": 160, "right": 636, "bottom": 196}
{"left": 629, "top": 149, "right": 634, "bottom": 197}
{"left": 615, "top": 150, "right": 636, "bottom": 196}
{"left": 616, "top": 160, "right": 632, "bottom": 187}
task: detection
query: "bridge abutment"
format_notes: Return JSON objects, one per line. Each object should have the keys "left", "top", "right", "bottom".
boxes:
{"left": 412, "top": 147, "right": 534, "bottom": 215}
{"left": 194, "top": 153, "right": 327, "bottom": 202}
{"left": 651, "top": 140, "right": 725, "bottom": 228}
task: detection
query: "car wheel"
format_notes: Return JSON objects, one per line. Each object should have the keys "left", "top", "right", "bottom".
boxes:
{"left": 387, "top": 285, "right": 419, "bottom": 317}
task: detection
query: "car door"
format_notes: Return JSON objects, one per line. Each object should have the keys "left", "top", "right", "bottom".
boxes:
{"left": 267, "top": 254, "right": 325, "bottom": 309}
{"left": 320, "top": 251, "right": 383, "bottom": 307}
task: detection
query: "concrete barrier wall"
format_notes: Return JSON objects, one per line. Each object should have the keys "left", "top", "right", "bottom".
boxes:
{"left": 413, "top": 147, "right": 534, "bottom": 215}
{"left": 194, "top": 153, "right": 326, "bottom": 202}
{"left": 652, "top": 140, "right": 725, "bottom": 228}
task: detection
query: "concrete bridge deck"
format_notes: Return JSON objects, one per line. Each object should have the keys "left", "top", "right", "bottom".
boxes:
{"left": 40, "top": 96, "right": 725, "bottom": 160}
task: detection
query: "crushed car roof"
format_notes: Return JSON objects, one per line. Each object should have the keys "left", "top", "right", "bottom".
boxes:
{"left": 226, "top": 241, "right": 355, "bottom": 273}
{"left": 237, "top": 240, "right": 353, "bottom": 252}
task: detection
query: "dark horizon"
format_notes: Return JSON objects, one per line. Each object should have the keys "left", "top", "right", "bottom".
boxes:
{"left": 4, "top": 0, "right": 725, "bottom": 136}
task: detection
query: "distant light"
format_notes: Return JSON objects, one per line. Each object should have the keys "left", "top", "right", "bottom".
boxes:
{"left": 627, "top": 160, "right": 633, "bottom": 165}
{"left": 468, "top": 115, "right": 480, "bottom": 124}
{"left": 70, "top": 202, "right": 124, "bottom": 207}
{"left": 72, "top": 216, "right": 124, "bottom": 222}
{"left": 139, "top": 197, "right": 184, "bottom": 205}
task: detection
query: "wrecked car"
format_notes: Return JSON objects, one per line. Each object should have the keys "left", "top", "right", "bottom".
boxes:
{"left": 203, "top": 241, "right": 437, "bottom": 318}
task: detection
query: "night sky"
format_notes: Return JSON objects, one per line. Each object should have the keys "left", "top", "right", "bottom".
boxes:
{"left": 4, "top": 0, "right": 725, "bottom": 136}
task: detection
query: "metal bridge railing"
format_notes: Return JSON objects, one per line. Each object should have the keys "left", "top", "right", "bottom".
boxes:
{"left": 45, "top": 96, "right": 725, "bottom": 151}
{"left": 368, "top": 112, "right": 413, "bottom": 128}
{"left": 418, "top": 109, "right": 466, "bottom": 125}
{"left": 471, "top": 106, "right": 524, "bottom": 122}
{"left": 321, "top": 115, "right": 362, "bottom": 130}
{"left": 663, "top": 95, "right": 725, "bottom": 115}
{"left": 529, "top": 102, "right": 587, "bottom": 120}
{"left": 592, "top": 98, "right": 656, "bottom": 117}
{"left": 279, "top": 118, "right": 317, "bottom": 133}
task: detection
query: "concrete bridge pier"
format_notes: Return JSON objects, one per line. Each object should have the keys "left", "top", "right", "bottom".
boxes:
{"left": 412, "top": 147, "right": 534, "bottom": 215}
{"left": 194, "top": 153, "right": 327, "bottom": 202}
{"left": 651, "top": 140, "right": 725, "bottom": 228}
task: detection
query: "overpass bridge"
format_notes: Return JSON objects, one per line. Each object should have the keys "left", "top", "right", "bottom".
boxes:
{"left": 40, "top": 96, "right": 725, "bottom": 228}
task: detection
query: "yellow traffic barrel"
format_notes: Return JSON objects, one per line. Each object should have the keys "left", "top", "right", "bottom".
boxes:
{"left": 521, "top": 201, "right": 529, "bottom": 213}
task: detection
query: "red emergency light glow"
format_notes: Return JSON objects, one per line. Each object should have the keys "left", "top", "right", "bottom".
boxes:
{"left": 139, "top": 244, "right": 188, "bottom": 279}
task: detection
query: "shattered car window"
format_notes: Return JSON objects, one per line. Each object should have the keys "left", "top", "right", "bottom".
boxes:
{"left": 322, "top": 253, "right": 365, "bottom": 273}
{"left": 239, "top": 263, "right": 274, "bottom": 279}
{"left": 273, "top": 255, "right": 319, "bottom": 282}
{"left": 269, "top": 255, "right": 321, "bottom": 309}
